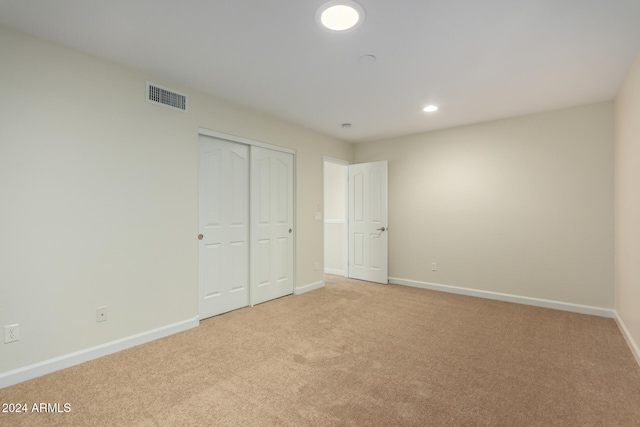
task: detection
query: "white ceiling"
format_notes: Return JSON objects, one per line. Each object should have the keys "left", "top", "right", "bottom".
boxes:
{"left": 2, "top": 0, "right": 640, "bottom": 143}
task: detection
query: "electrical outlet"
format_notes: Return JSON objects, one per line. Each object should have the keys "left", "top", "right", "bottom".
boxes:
{"left": 431, "top": 262, "right": 437, "bottom": 272}
{"left": 314, "top": 261, "right": 319, "bottom": 271}
{"left": 96, "top": 306, "right": 108, "bottom": 323}
{"left": 4, "top": 324, "right": 19, "bottom": 343}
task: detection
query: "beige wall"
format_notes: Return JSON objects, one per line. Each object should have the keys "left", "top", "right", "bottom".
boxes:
{"left": 354, "top": 103, "right": 614, "bottom": 308}
{"left": 0, "top": 25, "right": 353, "bottom": 375}
{"left": 615, "top": 51, "right": 640, "bottom": 359}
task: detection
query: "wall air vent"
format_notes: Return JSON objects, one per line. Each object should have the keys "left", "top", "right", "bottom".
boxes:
{"left": 146, "top": 82, "right": 188, "bottom": 112}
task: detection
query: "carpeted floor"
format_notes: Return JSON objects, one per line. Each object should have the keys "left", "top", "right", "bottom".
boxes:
{"left": 1, "top": 275, "right": 640, "bottom": 426}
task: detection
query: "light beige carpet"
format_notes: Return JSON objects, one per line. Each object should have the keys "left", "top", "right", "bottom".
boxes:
{"left": 1, "top": 275, "right": 640, "bottom": 426}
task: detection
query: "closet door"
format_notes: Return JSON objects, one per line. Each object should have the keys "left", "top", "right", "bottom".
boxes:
{"left": 250, "top": 146, "right": 294, "bottom": 305}
{"left": 198, "top": 135, "right": 249, "bottom": 319}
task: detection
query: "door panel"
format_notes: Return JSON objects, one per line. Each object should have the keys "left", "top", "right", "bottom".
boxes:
{"left": 348, "top": 161, "right": 388, "bottom": 284}
{"left": 198, "top": 135, "right": 249, "bottom": 318}
{"left": 204, "top": 243, "right": 222, "bottom": 297}
{"left": 276, "top": 237, "right": 288, "bottom": 280}
{"left": 231, "top": 151, "right": 247, "bottom": 223}
{"left": 353, "top": 172, "right": 364, "bottom": 221}
{"left": 251, "top": 146, "right": 294, "bottom": 305}
{"left": 370, "top": 234, "right": 382, "bottom": 269}
{"left": 230, "top": 241, "right": 247, "bottom": 292}
{"left": 276, "top": 159, "right": 289, "bottom": 222}
{"left": 353, "top": 233, "right": 364, "bottom": 267}
{"left": 257, "top": 239, "right": 271, "bottom": 286}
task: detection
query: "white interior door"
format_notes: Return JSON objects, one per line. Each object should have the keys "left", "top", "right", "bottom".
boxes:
{"left": 250, "top": 146, "right": 294, "bottom": 305}
{"left": 198, "top": 135, "right": 249, "bottom": 319}
{"left": 348, "top": 161, "right": 388, "bottom": 284}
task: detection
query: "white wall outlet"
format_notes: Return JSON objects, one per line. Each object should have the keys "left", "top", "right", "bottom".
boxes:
{"left": 431, "top": 262, "right": 437, "bottom": 272}
{"left": 4, "top": 324, "right": 19, "bottom": 343}
{"left": 314, "top": 261, "right": 319, "bottom": 271}
{"left": 96, "top": 306, "right": 108, "bottom": 322}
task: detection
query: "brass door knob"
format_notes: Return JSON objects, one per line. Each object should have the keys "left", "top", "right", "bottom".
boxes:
{"left": 197, "top": 234, "right": 204, "bottom": 240}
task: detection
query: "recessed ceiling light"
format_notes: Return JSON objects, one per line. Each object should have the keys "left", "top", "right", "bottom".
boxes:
{"left": 423, "top": 105, "right": 439, "bottom": 113}
{"left": 316, "top": 0, "right": 365, "bottom": 32}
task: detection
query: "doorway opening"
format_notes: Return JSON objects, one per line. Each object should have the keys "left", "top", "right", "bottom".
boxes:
{"left": 323, "top": 158, "right": 389, "bottom": 284}
{"left": 323, "top": 158, "right": 348, "bottom": 276}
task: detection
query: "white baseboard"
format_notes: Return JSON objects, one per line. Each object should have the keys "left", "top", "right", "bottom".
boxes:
{"left": 0, "top": 317, "right": 199, "bottom": 389}
{"left": 324, "top": 268, "right": 346, "bottom": 276}
{"left": 389, "top": 277, "right": 615, "bottom": 318}
{"left": 614, "top": 312, "right": 640, "bottom": 367}
{"left": 294, "top": 280, "right": 324, "bottom": 295}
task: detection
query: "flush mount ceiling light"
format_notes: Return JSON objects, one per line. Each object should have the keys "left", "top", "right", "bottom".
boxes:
{"left": 423, "top": 105, "right": 439, "bottom": 113}
{"left": 316, "top": 0, "right": 365, "bottom": 32}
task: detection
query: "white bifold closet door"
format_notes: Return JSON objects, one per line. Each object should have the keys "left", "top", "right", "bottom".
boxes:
{"left": 250, "top": 146, "right": 294, "bottom": 306}
{"left": 199, "top": 136, "right": 250, "bottom": 319}
{"left": 198, "top": 135, "right": 294, "bottom": 320}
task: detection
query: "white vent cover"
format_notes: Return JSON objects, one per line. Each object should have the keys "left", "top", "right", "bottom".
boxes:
{"left": 146, "top": 82, "right": 188, "bottom": 112}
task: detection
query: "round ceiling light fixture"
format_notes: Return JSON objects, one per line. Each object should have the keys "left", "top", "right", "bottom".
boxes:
{"left": 316, "top": 0, "right": 366, "bottom": 32}
{"left": 423, "top": 105, "right": 439, "bottom": 113}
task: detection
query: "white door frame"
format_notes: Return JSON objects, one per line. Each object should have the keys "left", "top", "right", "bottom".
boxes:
{"left": 198, "top": 128, "right": 296, "bottom": 315}
{"left": 200, "top": 128, "right": 296, "bottom": 157}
